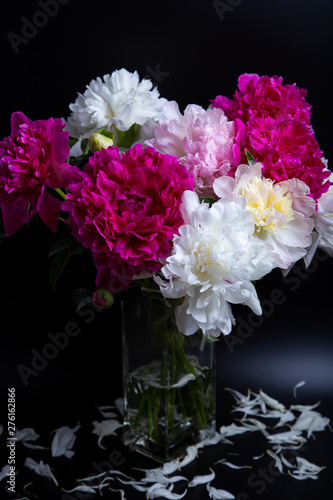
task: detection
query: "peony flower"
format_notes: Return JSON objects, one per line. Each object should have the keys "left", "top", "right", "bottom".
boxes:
{"left": 312, "top": 169, "right": 333, "bottom": 257}
{"left": 156, "top": 191, "right": 269, "bottom": 337}
{"left": 211, "top": 73, "right": 331, "bottom": 202}
{"left": 0, "top": 112, "right": 79, "bottom": 236}
{"left": 233, "top": 116, "right": 331, "bottom": 202}
{"left": 143, "top": 101, "right": 236, "bottom": 198}
{"left": 62, "top": 144, "right": 193, "bottom": 292}
{"left": 211, "top": 73, "right": 312, "bottom": 124}
{"left": 213, "top": 163, "right": 315, "bottom": 270}
{"left": 66, "top": 68, "right": 167, "bottom": 138}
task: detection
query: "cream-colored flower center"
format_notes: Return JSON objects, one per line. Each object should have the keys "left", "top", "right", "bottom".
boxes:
{"left": 241, "top": 177, "right": 294, "bottom": 235}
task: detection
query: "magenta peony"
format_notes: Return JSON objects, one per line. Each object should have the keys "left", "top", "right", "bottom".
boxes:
{"left": 0, "top": 112, "right": 79, "bottom": 236}
{"left": 211, "top": 74, "right": 331, "bottom": 201}
{"left": 211, "top": 73, "right": 312, "bottom": 124}
{"left": 63, "top": 144, "right": 194, "bottom": 292}
{"left": 234, "top": 116, "right": 331, "bottom": 202}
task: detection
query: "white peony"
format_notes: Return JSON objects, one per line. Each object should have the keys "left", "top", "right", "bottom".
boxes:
{"left": 156, "top": 191, "right": 269, "bottom": 337}
{"left": 312, "top": 170, "right": 333, "bottom": 257}
{"left": 66, "top": 68, "right": 167, "bottom": 138}
{"left": 213, "top": 163, "right": 315, "bottom": 271}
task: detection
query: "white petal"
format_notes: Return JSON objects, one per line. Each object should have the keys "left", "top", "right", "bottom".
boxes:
{"left": 188, "top": 469, "right": 215, "bottom": 487}
{"left": 179, "top": 446, "right": 198, "bottom": 468}
{"left": 219, "top": 423, "right": 251, "bottom": 437}
{"left": 0, "top": 464, "right": 10, "bottom": 482}
{"left": 24, "top": 458, "right": 58, "bottom": 486}
{"left": 293, "top": 380, "right": 306, "bottom": 399}
{"left": 259, "top": 390, "right": 286, "bottom": 412}
{"left": 207, "top": 483, "right": 235, "bottom": 499}
{"left": 146, "top": 484, "right": 187, "bottom": 499}
{"left": 96, "top": 404, "right": 118, "bottom": 418}
{"left": 63, "top": 485, "right": 97, "bottom": 493}
{"left": 266, "top": 430, "right": 305, "bottom": 446}
{"left": 215, "top": 459, "right": 251, "bottom": 470}
{"left": 109, "top": 488, "right": 126, "bottom": 500}
{"left": 266, "top": 450, "right": 284, "bottom": 474}
{"left": 51, "top": 423, "right": 80, "bottom": 458}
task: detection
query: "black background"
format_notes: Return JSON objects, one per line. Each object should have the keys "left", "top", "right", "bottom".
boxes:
{"left": 0, "top": 1, "right": 333, "bottom": 499}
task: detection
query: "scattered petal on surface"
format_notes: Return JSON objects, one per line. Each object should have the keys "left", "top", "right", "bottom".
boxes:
{"left": 188, "top": 468, "right": 215, "bottom": 487}
{"left": 15, "top": 428, "right": 47, "bottom": 449}
{"left": 266, "top": 429, "right": 306, "bottom": 446}
{"left": 51, "top": 422, "right": 80, "bottom": 458}
{"left": 0, "top": 464, "right": 10, "bottom": 481}
{"left": 24, "top": 457, "right": 58, "bottom": 486}
{"left": 258, "top": 389, "right": 286, "bottom": 412}
{"left": 178, "top": 445, "right": 198, "bottom": 468}
{"left": 92, "top": 419, "right": 123, "bottom": 448}
{"left": 145, "top": 483, "right": 187, "bottom": 499}
{"left": 266, "top": 450, "right": 284, "bottom": 473}
{"left": 293, "top": 410, "right": 330, "bottom": 438}
{"left": 293, "top": 381, "right": 306, "bottom": 398}
{"left": 215, "top": 459, "right": 252, "bottom": 470}
{"left": 62, "top": 484, "right": 98, "bottom": 493}
{"left": 219, "top": 423, "right": 251, "bottom": 437}
{"left": 207, "top": 483, "right": 235, "bottom": 499}
{"left": 288, "top": 456, "right": 326, "bottom": 480}
{"left": 96, "top": 404, "right": 119, "bottom": 418}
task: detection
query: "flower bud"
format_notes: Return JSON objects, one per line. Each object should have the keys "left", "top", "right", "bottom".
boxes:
{"left": 92, "top": 288, "right": 114, "bottom": 310}
{"left": 88, "top": 130, "right": 114, "bottom": 152}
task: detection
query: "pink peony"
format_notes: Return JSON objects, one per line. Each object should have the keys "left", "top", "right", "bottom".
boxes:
{"left": 234, "top": 116, "right": 331, "bottom": 202}
{"left": 62, "top": 144, "right": 194, "bottom": 292}
{"left": 144, "top": 102, "right": 236, "bottom": 198}
{"left": 0, "top": 112, "right": 79, "bottom": 235}
{"left": 211, "top": 73, "right": 312, "bottom": 124}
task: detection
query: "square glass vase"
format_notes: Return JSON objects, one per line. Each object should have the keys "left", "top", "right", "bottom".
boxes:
{"left": 121, "top": 287, "right": 216, "bottom": 463}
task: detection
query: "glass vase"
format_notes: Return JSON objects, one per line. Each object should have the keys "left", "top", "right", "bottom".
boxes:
{"left": 121, "top": 286, "right": 216, "bottom": 463}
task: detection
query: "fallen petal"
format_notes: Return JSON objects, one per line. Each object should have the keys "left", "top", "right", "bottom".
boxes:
{"left": 62, "top": 485, "right": 97, "bottom": 493}
{"left": 207, "top": 483, "right": 235, "bottom": 499}
{"left": 146, "top": 484, "right": 187, "bottom": 499}
{"left": 24, "top": 457, "right": 58, "bottom": 486}
{"left": 215, "top": 459, "right": 252, "bottom": 470}
{"left": 188, "top": 469, "right": 215, "bottom": 487}
{"left": 0, "top": 465, "right": 10, "bottom": 482}
{"left": 51, "top": 422, "right": 80, "bottom": 458}
{"left": 179, "top": 446, "right": 198, "bottom": 468}
{"left": 293, "top": 381, "right": 306, "bottom": 399}
{"left": 219, "top": 423, "right": 250, "bottom": 437}
{"left": 259, "top": 390, "right": 286, "bottom": 412}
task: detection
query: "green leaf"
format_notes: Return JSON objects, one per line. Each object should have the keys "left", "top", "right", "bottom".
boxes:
{"left": 49, "top": 249, "right": 72, "bottom": 291}
{"left": 116, "top": 123, "right": 141, "bottom": 148}
{"left": 68, "top": 138, "right": 79, "bottom": 148}
{"left": 98, "top": 129, "right": 114, "bottom": 140}
{"left": 200, "top": 197, "right": 216, "bottom": 207}
{"left": 245, "top": 150, "right": 256, "bottom": 165}
{"left": 48, "top": 236, "right": 76, "bottom": 258}
{"left": 48, "top": 236, "right": 87, "bottom": 290}
{"left": 205, "top": 334, "right": 220, "bottom": 343}
{"left": 81, "top": 138, "right": 89, "bottom": 155}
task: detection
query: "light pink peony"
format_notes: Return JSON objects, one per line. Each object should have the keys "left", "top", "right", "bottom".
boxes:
{"left": 62, "top": 144, "right": 194, "bottom": 292}
{"left": 211, "top": 73, "right": 312, "bottom": 124}
{"left": 144, "top": 102, "right": 236, "bottom": 198}
{"left": 0, "top": 112, "right": 78, "bottom": 235}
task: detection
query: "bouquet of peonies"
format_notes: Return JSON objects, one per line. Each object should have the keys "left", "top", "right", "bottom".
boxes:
{"left": 1, "top": 68, "right": 332, "bottom": 338}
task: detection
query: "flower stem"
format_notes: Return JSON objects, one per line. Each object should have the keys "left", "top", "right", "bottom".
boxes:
{"left": 54, "top": 188, "right": 67, "bottom": 200}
